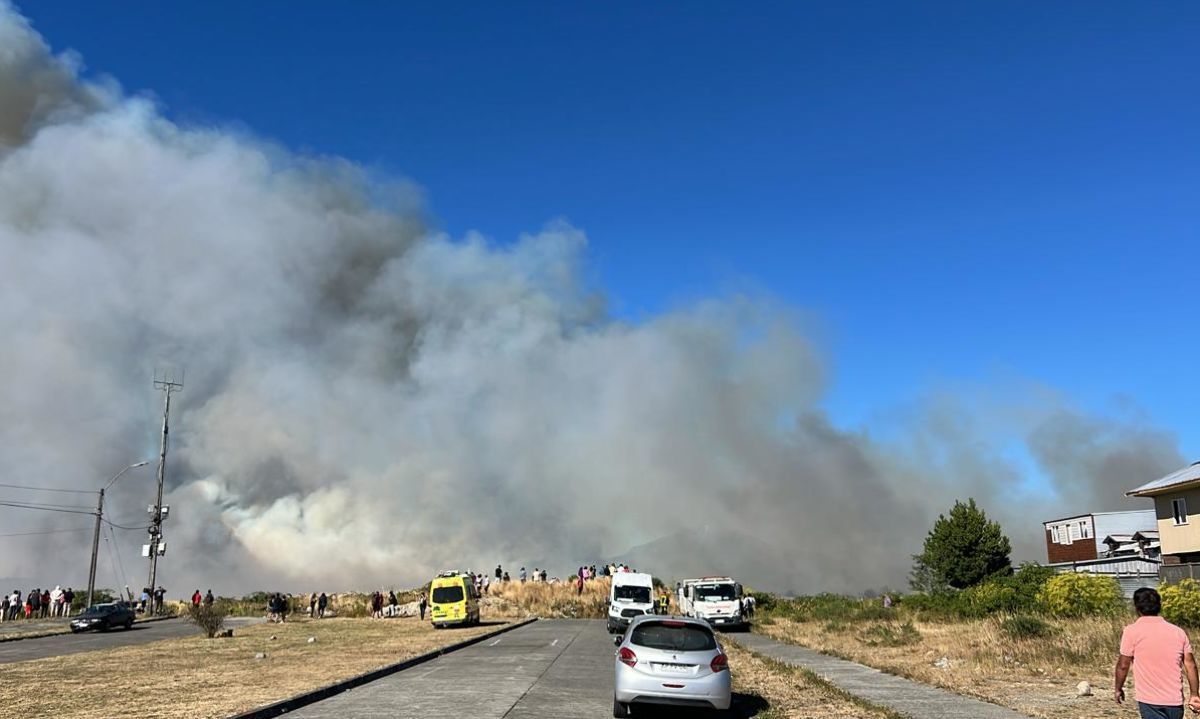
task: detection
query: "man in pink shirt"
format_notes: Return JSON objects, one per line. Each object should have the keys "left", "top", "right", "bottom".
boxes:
{"left": 1115, "top": 587, "right": 1200, "bottom": 719}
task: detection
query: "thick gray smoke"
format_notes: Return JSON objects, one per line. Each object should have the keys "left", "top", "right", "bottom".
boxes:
{"left": 0, "top": 5, "right": 1187, "bottom": 596}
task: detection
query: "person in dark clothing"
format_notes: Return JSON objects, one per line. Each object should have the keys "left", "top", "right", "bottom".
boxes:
{"left": 495, "top": 565, "right": 503, "bottom": 581}
{"left": 29, "top": 589, "right": 40, "bottom": 618}
{"left": 40, "top": 589, "right": 51, "bottom": 618}
{"left": 317, "top": 592, "right": 328, "bottom": 618}
{"left": 203, "top": 589, "right": 214, "bottom": 606}
{"left": 388, "top": 590, "right": 398, "bottom": 608}
{"left": 419, "top": 594, "right": 427, "bottom": 621}
{"left": 63, "top": 587, "right": 75, "bottom": 615}
{"left": 153, "top": 587, "right": 166, "bottom": 615}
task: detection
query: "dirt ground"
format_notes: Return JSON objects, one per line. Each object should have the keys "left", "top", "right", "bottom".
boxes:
{"left": 0, "top": 615, "right": 508, "bottom": 719}
{"left": 756, "top": 616, "right": 1147, "bottom": 719}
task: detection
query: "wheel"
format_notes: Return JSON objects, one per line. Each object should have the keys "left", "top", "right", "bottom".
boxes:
{"left": 612, "top": 697, "right": 629, "bottom": 717}
{"left": 124, "top": 620, "right": 134, "bottom": 630}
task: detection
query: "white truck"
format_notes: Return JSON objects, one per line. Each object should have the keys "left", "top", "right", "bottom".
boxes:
{"left": 678, "top": 576, "right": 746, "bottom": 630}
{"left": 607, "top": 572, "right": 656, "bottom": 634}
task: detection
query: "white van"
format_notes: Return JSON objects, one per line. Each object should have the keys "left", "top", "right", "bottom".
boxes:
{"left": 607, "top": 572, "right": 656, "bottom": 634}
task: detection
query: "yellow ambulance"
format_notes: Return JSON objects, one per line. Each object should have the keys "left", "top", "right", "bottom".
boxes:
{"left": 428, "top": 571, "right": 480, "bottom": 628}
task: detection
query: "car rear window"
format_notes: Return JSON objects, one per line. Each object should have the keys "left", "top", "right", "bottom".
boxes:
{"left": 431, "top": 585, "right": 464, "bottom": 604}
{"left": 630, "top": 621, "right": 717, "bottom": 651}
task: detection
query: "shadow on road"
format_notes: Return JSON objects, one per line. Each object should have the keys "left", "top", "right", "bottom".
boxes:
{"left": 629, "top": 693, "right": 771, "bottom": 718}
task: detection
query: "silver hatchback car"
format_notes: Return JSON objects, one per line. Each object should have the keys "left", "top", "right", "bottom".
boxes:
{"left": 613, "top": 614, "right": 732, "bottom": 716}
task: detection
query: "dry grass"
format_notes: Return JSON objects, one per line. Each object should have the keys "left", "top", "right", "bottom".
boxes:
{"left": 757, "top": 615, "right": 1138, "bottom": 719}
{"left": 487, "top": 577, "right": 614, "bottom": 618}
{"left": 0, "top": 616, "right": 510, "bottom": 719}
{"left": 724, "top": 638, "right": 896, "bottom": 718}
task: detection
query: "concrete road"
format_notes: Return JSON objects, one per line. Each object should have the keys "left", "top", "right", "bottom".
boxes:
{"left": 0, "top": 616, "right": 264, "bottom": 663}
{"left": 287, "top": 619, "right": 763, "bottom": 719}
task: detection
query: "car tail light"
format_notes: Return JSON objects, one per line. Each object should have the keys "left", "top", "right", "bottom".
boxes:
{"left": 710, "top": 653, "right": 729, "bottom": 673}
{"left": 618, "top": 647, "right": 637, "bottom": 667}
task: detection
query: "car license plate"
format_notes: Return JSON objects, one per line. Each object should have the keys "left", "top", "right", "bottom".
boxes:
{"left": 655, "top": 663, "right": 691, "bottom": 674}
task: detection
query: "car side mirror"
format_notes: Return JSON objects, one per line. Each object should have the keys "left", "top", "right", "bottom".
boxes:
{"left": 613, "top": 635, "right": 622, "bottom": 647}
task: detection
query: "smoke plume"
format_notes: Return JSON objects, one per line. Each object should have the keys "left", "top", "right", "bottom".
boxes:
{"left": 0, "top": 4, "right": 1186, "bottom": 596}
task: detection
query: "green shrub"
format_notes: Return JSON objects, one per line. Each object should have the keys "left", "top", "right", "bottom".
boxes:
{"left": 1161, "top": 579, "right": 1200, "bottom": 628}
{"left": 859, "top": 621, "right": 921, "bottom": 647}
{"left": 748, "top": 591, "right": 777, "bottom": 613}
{"left": 1037, "top": 573, "right": 1124, "bottom": 618}
{"left": 999, "top": 614, "right": 1055, "bottom": 640}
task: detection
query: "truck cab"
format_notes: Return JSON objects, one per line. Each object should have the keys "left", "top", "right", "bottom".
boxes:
{"left": 607, "top": 572, "right": 656, "bottom": 634}
{"left": 679, "top": 576, "right": 745, "bottom": 630}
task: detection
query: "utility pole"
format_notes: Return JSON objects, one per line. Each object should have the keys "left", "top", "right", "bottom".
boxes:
{"left": 86, "top": 488, "right": 105, "bottom": 609}
{"left": 147, "top": 370, "right": 183, "bottom": 611}
{"left": 86, "top": 460, "right": 151, "bottom": 610}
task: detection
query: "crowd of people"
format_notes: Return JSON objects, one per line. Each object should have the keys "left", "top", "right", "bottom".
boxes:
{"left": 1, "top": 586, "right": 75, "bottom": 621}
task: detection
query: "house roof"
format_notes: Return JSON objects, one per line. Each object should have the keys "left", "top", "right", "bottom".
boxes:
{"left": 1126, "top": 461, "right": 1200, "bottom": 497}
{"left": 1042, "top": 509, "right": 1156, "bottom": 525}
{"left": 1103, "top": 534, "right": 1135, "bottom": 544}
{"left": 1134, "top": 530, "right": 1160, "bottom": 541}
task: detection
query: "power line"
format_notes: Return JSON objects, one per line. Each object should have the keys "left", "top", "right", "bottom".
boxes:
{"left": 103, "top": 518, "right": 148, "bottom": 531}
{"left": 0, "top": 501, "right": 96, "bottom": 516}
{"left": 0, "top": 526, "right": 91, "bottom": 538}
{"left": 109, "top": 524, "right": 130, "bottom": 589}
{"left": 104, "top": 524, "right": 128, "bottom": 591}
{"left": 0, "top": 482, "right": 94, "bottom": 494}
{"left": 0, "top": 498, "right": 96, "bottom": 510}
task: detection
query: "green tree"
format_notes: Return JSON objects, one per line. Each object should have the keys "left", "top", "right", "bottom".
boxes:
{"left": 913, "top": 498, "right": 1012, "bottom": 590}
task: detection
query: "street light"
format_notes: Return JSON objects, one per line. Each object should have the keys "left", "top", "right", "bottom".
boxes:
{"left": 86, "top": 461, "right": 152, "bottom": 610}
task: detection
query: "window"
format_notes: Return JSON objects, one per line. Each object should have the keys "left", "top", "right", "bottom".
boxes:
{"left": 614, "top": 585, "right": 652, "bottom": 603}
{"left": 431, "top": 585, "right": 464, "bottom": 604}
{"left": 1069, "top": 523, "right": 1081, "bottom": 542}
{"left": 1173, "top": 498, "right": 1189, "bottom": 526}
{"left": 1049, "top": 525, "right": 1060, "bottom": 544}
{"left": 1080, "top": 520, "right": 1092, "bottom": 539}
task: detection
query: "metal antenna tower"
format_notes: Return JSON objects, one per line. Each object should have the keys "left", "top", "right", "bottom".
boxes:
{"left": 147, "top": 368, "right": 183, "bottom": 608}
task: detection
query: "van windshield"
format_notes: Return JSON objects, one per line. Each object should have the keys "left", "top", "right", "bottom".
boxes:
{"left": 695, "top": 584, "right": 737, "bottom": 601}
{"left": 631, "top": 621, "right": 717, "bottom": 652}
{"left": 432, "top": 586, "right": 464, "bottom": 604}
{"left": 614, "top": 586, "right": 651, "bottom": 603}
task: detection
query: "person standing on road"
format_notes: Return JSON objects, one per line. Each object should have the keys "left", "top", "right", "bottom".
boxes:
{"left": 1115, "top": 587, "right": 1200, "bottom": 718}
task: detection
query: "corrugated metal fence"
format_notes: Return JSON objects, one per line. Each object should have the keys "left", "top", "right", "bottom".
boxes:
{"left": 1159, "top": 563, "right": 1200, "bottom": 585}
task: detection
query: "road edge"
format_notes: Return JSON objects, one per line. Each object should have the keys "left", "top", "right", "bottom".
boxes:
{"left": 0, "top": 614, "right": 177, "bottom": 644}
{"left": 228, "top": 616, "right": 540, "bottom": 719}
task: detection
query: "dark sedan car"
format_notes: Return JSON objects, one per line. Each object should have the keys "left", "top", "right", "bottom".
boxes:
{"left": 70, "top": 602, "right": 135, "bottom": 633}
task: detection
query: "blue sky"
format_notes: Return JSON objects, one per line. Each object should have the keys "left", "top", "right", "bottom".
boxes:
{"left": 20, "top": 1, "right": 1200, "bottom": 457}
